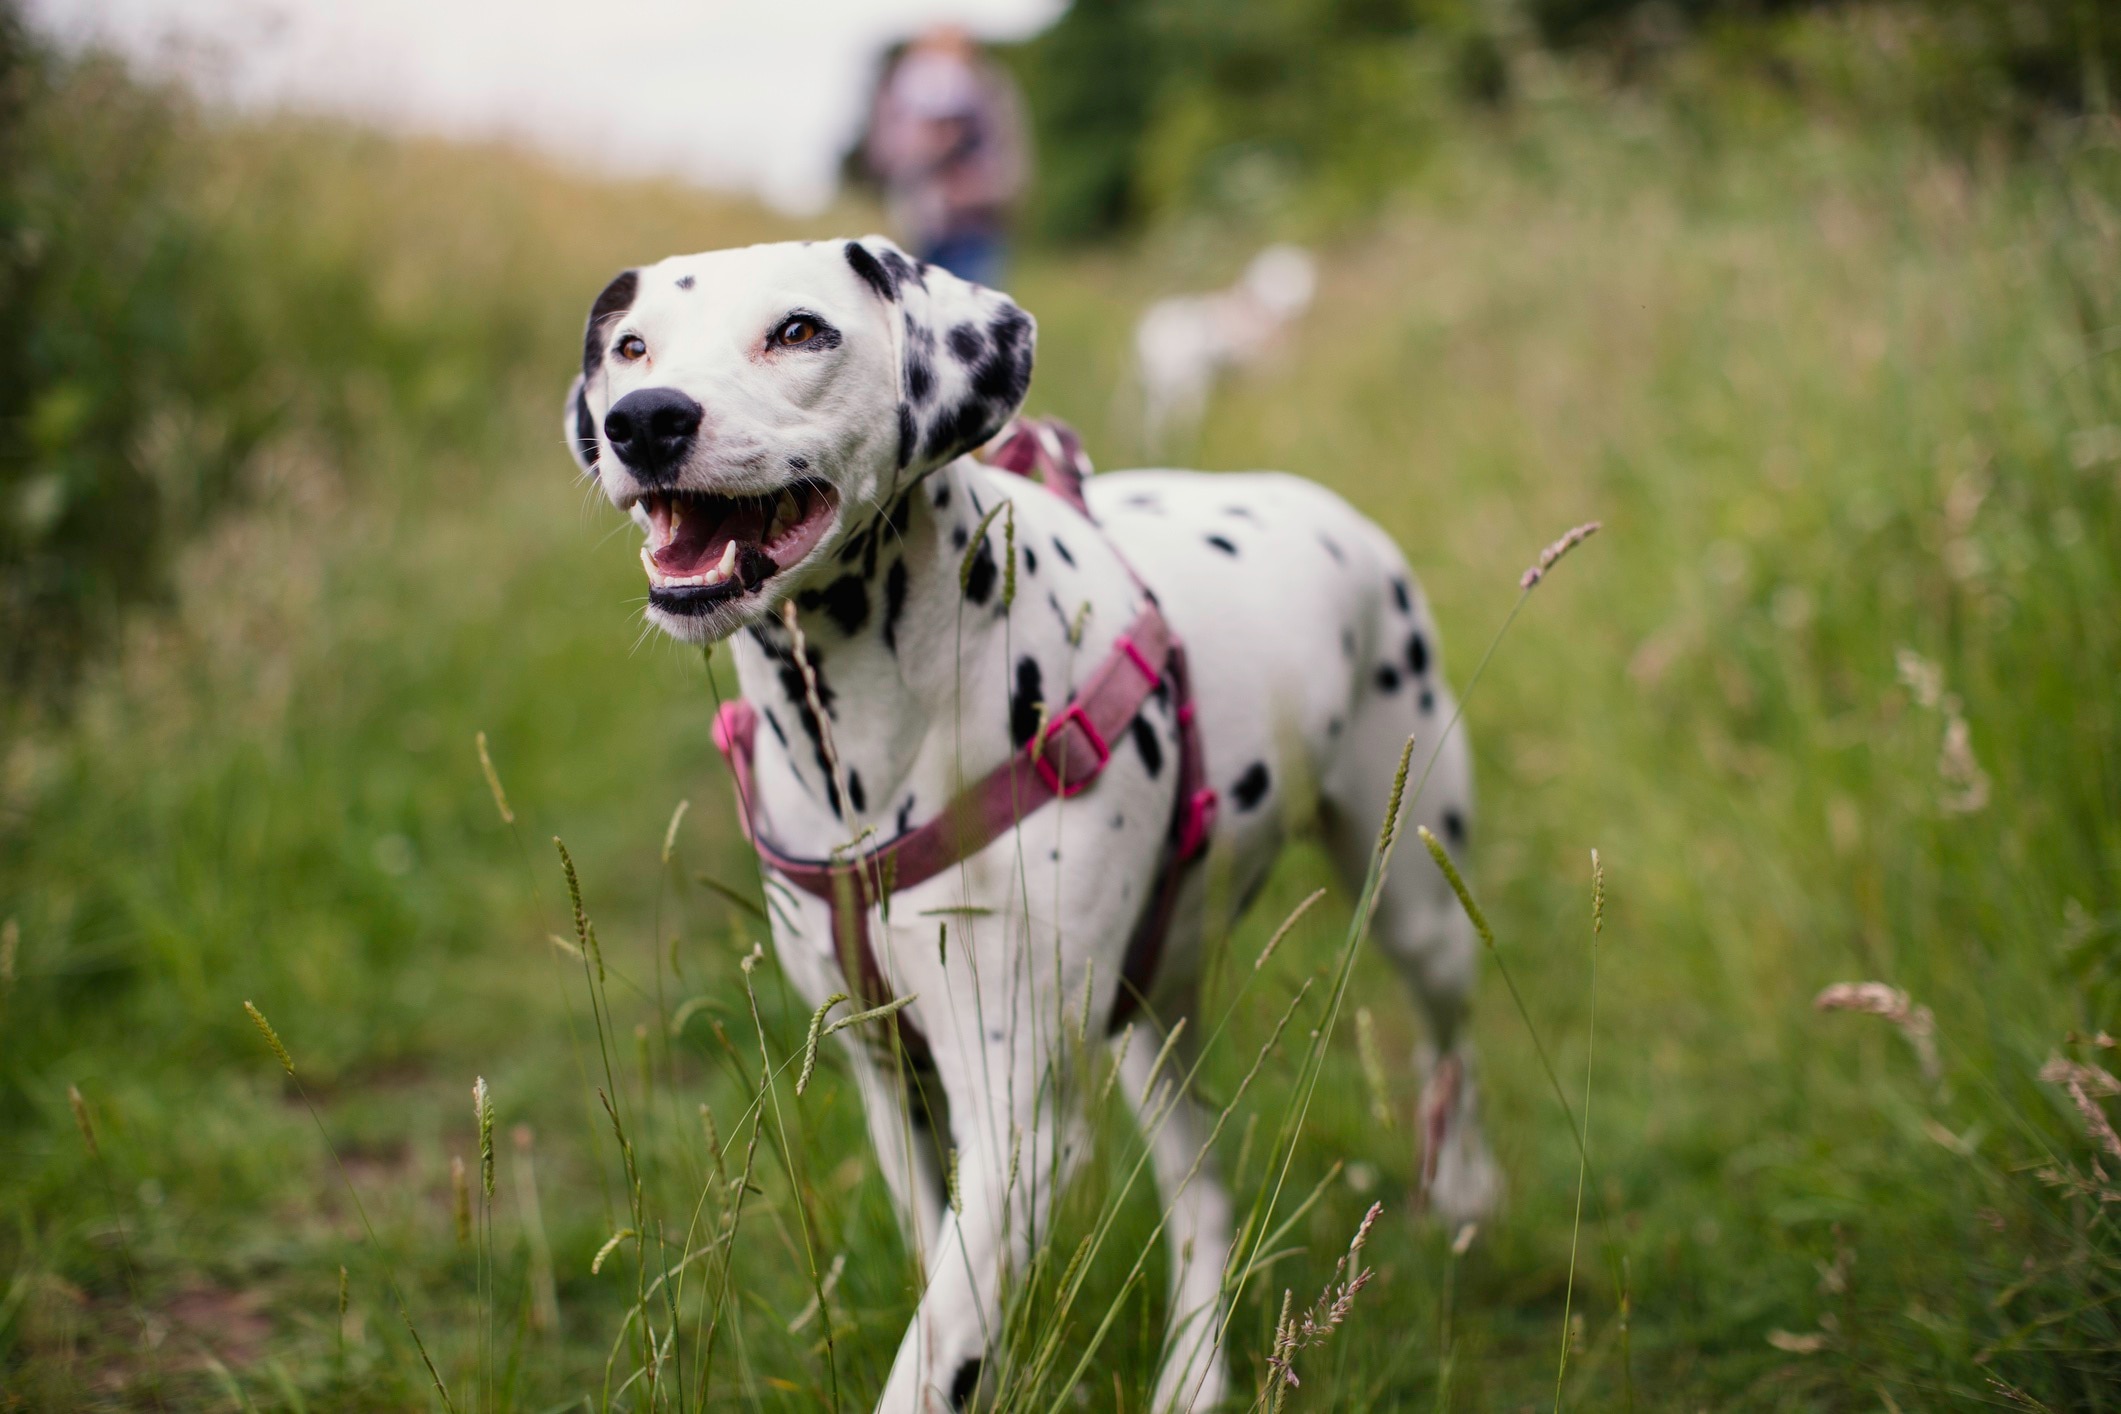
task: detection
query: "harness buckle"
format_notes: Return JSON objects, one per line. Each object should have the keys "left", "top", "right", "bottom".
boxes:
{"left": 1035, "top": 704, "right": 1110, "bottom": 798}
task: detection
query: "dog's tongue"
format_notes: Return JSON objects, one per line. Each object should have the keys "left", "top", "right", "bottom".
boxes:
{"left": 651, "top": 495, "right": 771, "bottom": 578}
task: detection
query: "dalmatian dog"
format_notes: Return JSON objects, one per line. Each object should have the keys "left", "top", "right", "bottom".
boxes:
{"left": 563, "top": 237, "right": 1496, "bottom": 1412}
{"left": 1135, "top": 244, "right": 1317, "bottom": 452}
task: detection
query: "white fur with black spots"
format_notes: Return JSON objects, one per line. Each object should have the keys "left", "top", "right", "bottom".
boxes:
{"left": 564, "top": 236, "right": 1494, "bottom": 1413}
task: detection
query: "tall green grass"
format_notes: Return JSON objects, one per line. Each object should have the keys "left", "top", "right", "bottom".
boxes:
{"left": 2, "top": 39, "right": 2118, "bottom": 1410}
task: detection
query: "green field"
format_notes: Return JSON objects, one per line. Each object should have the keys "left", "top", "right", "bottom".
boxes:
{"left": 4, "top": 49, "right": 2119, "bottom": 1412}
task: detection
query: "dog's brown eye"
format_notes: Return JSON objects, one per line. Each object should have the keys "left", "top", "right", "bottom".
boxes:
{"left": 616, "top": 334, "right": 647, "bottom": 361}
{"left": 774, "top": 317, "right": 817, "bottom": 347}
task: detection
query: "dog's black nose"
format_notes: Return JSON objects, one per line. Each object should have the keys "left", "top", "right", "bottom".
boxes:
{"left": 603, "top": 388, "right": 703, "bottom": 482}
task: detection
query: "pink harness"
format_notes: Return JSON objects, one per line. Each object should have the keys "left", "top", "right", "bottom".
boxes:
{"left": 711, "top": 420, "right": 1216, "bottom": 1064}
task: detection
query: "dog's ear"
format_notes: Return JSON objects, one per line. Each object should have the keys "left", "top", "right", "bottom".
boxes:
{"left": 564, "top": 268, "right": 640, "bottom": 476}
{"left": 563, "top": 373, "right": 597, "bottom": 475}
{"left": 844, "top": 236, "right": 1035, "bottom": 478}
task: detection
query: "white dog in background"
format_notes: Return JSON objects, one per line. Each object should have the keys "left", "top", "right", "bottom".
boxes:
{"left": 1135, "top": 244, "right": 1318, "bottom": 451}
{"left": 564, "top": 236, "right": 1492, "bottom": 1412}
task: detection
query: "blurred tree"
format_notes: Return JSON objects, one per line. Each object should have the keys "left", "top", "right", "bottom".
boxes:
{"left": 0, "top": 11, "right": 276, "bottom": 715}
{"left": 1006, "top": 0, "right": 2119, "bottom": 242}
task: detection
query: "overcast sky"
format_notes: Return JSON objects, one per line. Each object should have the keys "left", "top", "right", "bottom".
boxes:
{"left": 31, "top": 0, "right": 1064, "bottom": 213}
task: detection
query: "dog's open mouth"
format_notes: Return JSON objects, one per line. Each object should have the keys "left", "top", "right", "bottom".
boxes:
{"left": 636, "top": 480, "right": 838, "bottom": 615}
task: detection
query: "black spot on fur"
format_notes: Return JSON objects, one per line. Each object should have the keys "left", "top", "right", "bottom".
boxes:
{"left": 1224, "top": 505, "right": 1258, "bottom": 521}
{"left": 1375, "top": 663, "right": 1402, "bottom": 693}
{"left": 1011, "top": 657, "right": 1044, "bottom": 748}
{"left": 924, "top": 398, "right": 994, "bottom": 463}
{"left": 1124, "top": 494, "right": 1162, "bottom": 512}
{"left": 762, "top": 708, "right": 788, "bottom": 746}
{"left": 847, "top": 769, "right": 866, "bottom": 814}
{"left": 1327, "top": 716, "right": 1344, "bottom": 737}
{"left": 1130, "top": 715, "right": 1163, "bottom": 778}
{"left": 1443, "top": 809, "right": 1467, "bottom": 845}
{"left": 580, "top": 268, "right": 638, "bottom": 379}
{"left": 749, "top": 627, "right": 840, "bottom": 817}
{"left": 675, "top": 273, "right": 695, "bottom": 290}
{"left": 1341, "top": 628, "right": 1356, "bottom": 658}
{"left": 1110, "top": 812, "right": 1125, "bottom": 830}
{"left": 1406, "top": 631, "right": 1429, "bottom": 676}
{"left": 797, "top": 575, "right": 870, "bottom": 636}
{"left": 933, "top": 480, "right": 951, "bottom": 509}
{"left": 1319, "top": 533, "right": 1345, "bottom": 563}
{"left": 952, "top": 524, "right": 969, "bottom": 550}
{"left": 948, "top": 322, "right": 986, "bottom": 362}
{"left": 1023, "top": 545, "right": 1037, "bottom": 574}
{"left": 1233, "top": 762, "right": 1271, "bottom": 811}
{"left": 906, "top": 350, "right": 936, "bottom": 404}
{"left": 845, "top": 241, "right": 895, "bottom": 300}
{"left": 879, "top": 246, "right": 923, "bottom": 293}
{"left": 1420, "top": 688, "right": 1436, "bottom": 714}
{"left": 1205, "top": 534, "right": 1239, "bottom": 556}
{"left": 882, "top": 559, "right": 908, "bottom": 652}
{"left": 965, "top": 536, "right": 998, "bottom": 606}
{"left": 951, "top": 1359, "right": 982, "bottom": 1408}
{"left": 897, "top": 796, "right": 916, "bottom": 836}
{"left": 1052, "top": 537, "right": 1075, "bottom": 567}
{"left": 896, "top": 403, "right": 916, "bottom": 469}
{"left": 1392, "top": 577, "right": 1412, "bottom": 613}
{"left": 787, "top": 454, "right": 808, "bottom": 471}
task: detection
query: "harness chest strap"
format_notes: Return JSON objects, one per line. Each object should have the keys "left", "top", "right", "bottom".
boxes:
{"left": 713, "top": 597, "right": 1213, "bottom": 1063}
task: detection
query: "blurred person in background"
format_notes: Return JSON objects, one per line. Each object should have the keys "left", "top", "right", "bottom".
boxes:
{"left": 862, "top": 25, "right": 1029, "bottom": 290}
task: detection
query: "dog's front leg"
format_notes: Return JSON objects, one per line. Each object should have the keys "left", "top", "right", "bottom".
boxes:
{"left": 874, "top": 1040, "right": 1063, "bottom": 1413}
{"left": 844, "top": 1040, "right": 949, "bottom": 1268}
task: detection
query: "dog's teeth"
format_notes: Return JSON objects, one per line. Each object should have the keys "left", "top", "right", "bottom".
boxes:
{"left": 718, "top": 540, "right": 739, "bottom": 575}
{"left": 668, "top": 500, "right": 683, "bottom": 537}
{"left": 640, "top": 544, "right": 658, "bottom": 580}
{"left": 773, "top": 492, "right": 798, "bottom": 536}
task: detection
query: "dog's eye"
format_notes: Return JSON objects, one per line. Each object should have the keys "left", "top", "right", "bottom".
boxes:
{"left": 615, "top": 334, "right": 647, "bottom": 362}
{"left": 774, "top": 317, "right": 818, "bottom": 347}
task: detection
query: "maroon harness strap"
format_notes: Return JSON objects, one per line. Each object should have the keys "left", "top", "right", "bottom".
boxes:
{"left": 712, "top": 419, "right": 1215, "bottom": 1064}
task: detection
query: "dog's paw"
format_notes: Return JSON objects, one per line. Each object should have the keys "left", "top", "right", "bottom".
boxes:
{"left": 1416, "top": 1047, "right": 1503, "bottom": 1226}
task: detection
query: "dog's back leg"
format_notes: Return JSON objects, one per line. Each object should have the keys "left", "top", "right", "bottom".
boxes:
{"left": 1120, "top": 1026, "right": 1233, "bottom": 1413}
{"left": 1317, "top": 577, "right": 1500, "bottom": 1226}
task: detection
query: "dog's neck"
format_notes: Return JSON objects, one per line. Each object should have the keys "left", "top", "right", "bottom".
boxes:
{"left": 727, "top": 456, "right": 1023, "bottom": 851}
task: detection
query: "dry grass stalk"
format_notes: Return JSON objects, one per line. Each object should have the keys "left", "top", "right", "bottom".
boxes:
{"left": 1265, "top": 1201, "right": 1383, "bottom": 1397}
{"left": 1519, "top": 521, "right": 1602, "bottom": 589}
{"left": 1354, "top": 1008, "right": 1395, "bottom": 1131}
{"left": 1, "top": 916, "right": 17, "bottom": 994}
{"left": 661, "top": 799, "right": 690, "bottom": 864}
{"left": 512, "top": 1126, "right": 560, "bottom": 1334}
{"left": 2040, "top": 1052, "right": 2121, "bottom": 1162}
{"left": 475, "top": 731, "right": 514, "bottom": 824}
{"left": 1255, "top": 887, "right": 1328, "bottom": 971}
{"left": 1814, "top": 982, "right": 1941, "bottom": 1081}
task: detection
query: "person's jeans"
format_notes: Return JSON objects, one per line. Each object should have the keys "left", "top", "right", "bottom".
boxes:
{"left": 921, "top": 230, "right": 1007, "bottom": 291}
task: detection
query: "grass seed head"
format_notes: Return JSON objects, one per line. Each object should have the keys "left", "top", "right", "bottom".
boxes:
{"left": 797, "top": 992, "right": 850, "bottom": 1096}
{"left": 1, "top": 916, "right": 17, "bottom": 993}
{"left": 1591, "top": 848, "right": 1605, "bottom": 936}
{"left": 661, "top": 799, "right": 689, "bottom": 864}
{"left": 1419, "top": 826, "right": 1495, "bottom": 950}
{"left": 1519, "top": 520, "right": 1602, "bottom": 589}
{"left": 591, "top": 1227, "right": 635, "bottom": 1275}
{"left": 243, "top": 1000, "right": 296, "bottom": 1076}
{"left": 475, "top": 731, "right": 514, "bottom": 824}
{"left": 1815, "top": 982, "right": 1941, "bottom": 1081}
{"left": 68, "top": 1084, "right": 96, "bottom": 1158}
{"left": 473, "top": 1076, "right": 495, "bottom": 1197}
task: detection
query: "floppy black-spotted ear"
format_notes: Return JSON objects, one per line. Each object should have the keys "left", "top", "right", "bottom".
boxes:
{"left": 844, "top": 236, "right": 1035, "bottom": 477}
{"left": 563, "top": 373, "right": 597, "bottom": 475}
{"left": 564, "top": 268, "right": 639, "bottom": 476}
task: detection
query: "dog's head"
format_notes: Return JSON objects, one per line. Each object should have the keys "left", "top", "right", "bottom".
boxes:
{"left": 564, "top": 237, "right": 1035, "bottom": 642}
